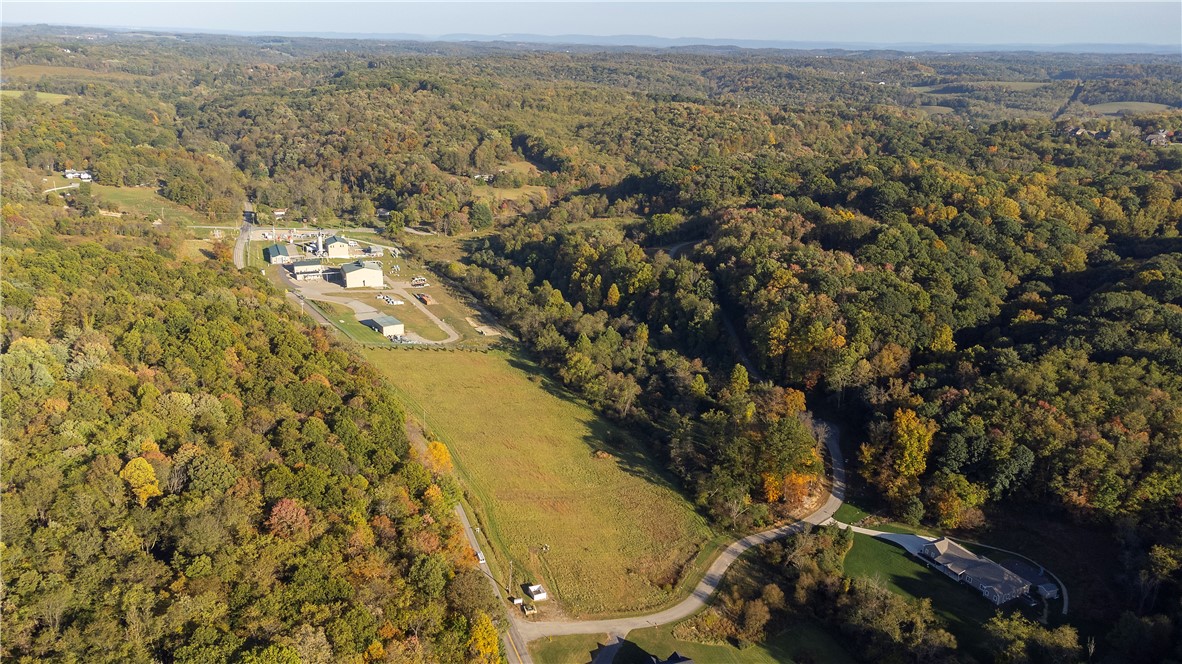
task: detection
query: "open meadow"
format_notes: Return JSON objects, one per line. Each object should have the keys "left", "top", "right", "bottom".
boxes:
{"left": 1, "top": 89, "right": 70, "bottom": 104}
{"left": 361, "top": 347, "right": 719, "bottom": 617}
{"left": 1088, "top": 101, "right": 1173, "bottom": 115}
{"left": 91, "top": 184, "right": 207, "bottom": 224}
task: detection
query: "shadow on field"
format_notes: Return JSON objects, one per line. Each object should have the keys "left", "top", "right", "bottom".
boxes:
{"left": 503, "top": 352, "right": 690, "bottom": 497}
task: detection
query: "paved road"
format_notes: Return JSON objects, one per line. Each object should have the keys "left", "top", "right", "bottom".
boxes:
{"left": 232, "top": 221, "right": 251, "bottom": 269}
{"left": 454, "top": 504, "right": 535, "bottom": 664}
{"left": 511, "top": 422, "right": 849, "bottom": 642}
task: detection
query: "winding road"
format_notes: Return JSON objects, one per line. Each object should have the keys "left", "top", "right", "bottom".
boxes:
{"left": 461, "top": 414, "right": 1066, "bottom": 661}
{"left": 507, "top": 422, "right": 849, "bottom": 644}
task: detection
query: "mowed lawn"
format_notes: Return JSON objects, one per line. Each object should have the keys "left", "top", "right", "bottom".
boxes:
{"left": 530, "top": 621, "right": 855, "bottom": 664}
{"left": 362, "top": 348, "right": 716, "bottom": 617}
{"left": 844, "top": 534, "right": 997, "bottom": 657}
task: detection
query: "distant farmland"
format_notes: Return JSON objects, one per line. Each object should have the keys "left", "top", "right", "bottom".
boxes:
{"left": 364, "top": 348, "right": 719, "bottom": 618}
{"left": 1089, "top": 101, "right": 1173, "bottom": 115}
{"left": 0, "top": 90, "right": 70, "bottom": 105}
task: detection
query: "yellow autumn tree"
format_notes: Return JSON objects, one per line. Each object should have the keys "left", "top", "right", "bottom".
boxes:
{"left": 468, "top": 611, "right": 500, "bottom": 664}
{"left": 761, "top": 472, "right": 782, "bottom": 503}
{"left": 604, "top": 283, "right": 621, "bottom": 307}
{"left": 426, "top": 441, "right": 453, "bottom": 474}
{"left": 119, "top": 457, "right": 162, "bottom": 507}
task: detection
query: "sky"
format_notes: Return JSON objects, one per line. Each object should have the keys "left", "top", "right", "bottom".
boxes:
{"left": 3, "top": 2, "right": 1180, "bottom": 47}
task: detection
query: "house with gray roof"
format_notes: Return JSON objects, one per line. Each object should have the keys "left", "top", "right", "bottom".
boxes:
{"left": 920, "top": 537, "right": 1030, "bottom": 605}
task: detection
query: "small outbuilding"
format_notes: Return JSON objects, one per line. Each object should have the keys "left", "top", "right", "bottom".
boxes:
{"left": 264, "top": 243, "right": 295, "bottom": 265}
{"left": 364, "top": 314, "right": 404, "bottom": 338}
{"left": 1036, "top": 582, "right": 1060, "bottom": 600}
{"left": 526, "top": 584, "right": 548, "bottom": 601}
{"left": 342, "top": 260, "right": 384, "bottom": 289}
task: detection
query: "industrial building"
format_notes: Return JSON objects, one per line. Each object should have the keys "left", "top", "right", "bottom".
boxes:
{"left": 341, "top": 260, "right": 383, "bottom": 288}
{"left": 264, "top": 244, "right": 296, "bottom": 265}
{"left": 364, "top": 315, "right": 404, "bottom": 337}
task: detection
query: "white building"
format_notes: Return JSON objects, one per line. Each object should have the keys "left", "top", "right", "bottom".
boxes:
{"left": 291, "top": 259, "right": 326, "bottom": 281}
{"left": 526, "top": 584, "right": 548, "bottom": 601}
{"left": 341, "top": 260, "right": 383, "bottom": 289}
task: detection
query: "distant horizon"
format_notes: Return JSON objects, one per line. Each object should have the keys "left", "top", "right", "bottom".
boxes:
{"left": 3, "top": 2, "right": 1180, "bottom": 53}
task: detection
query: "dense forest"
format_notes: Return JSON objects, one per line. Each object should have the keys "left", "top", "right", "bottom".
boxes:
{"left": 3, "top": 25, "right": 1182, "bottom": 662}
{"left": 0, "top": 227, "right": 502, "bottom": 661}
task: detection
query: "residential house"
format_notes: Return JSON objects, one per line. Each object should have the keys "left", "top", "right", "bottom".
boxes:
{"left": 919, "top": 537, "right": 1030, "bottom": 605}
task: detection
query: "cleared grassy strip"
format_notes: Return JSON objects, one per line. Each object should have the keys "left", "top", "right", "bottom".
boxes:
{"left": 90, "top": 184, "right": 207, "bottom": 225}
{"left": 1089, "top": 101, "right": 1172, "bottom": 114}
{"left": 360, "top": 348, "right": 717, "bottom": 617}
{"left": 844, "top": 533, "right": 995, "bottom": 656}
{"left": 1, "top": 90, "right": 70, "bottom": 105}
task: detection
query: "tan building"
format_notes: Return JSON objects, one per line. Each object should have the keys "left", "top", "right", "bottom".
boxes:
{"left": 341, "top": 260, "right": 383, "bottom": 289}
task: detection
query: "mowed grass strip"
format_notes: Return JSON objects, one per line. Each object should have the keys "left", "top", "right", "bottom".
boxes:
{"left": 362, "top": 348, "right": 715, "bottom": 617}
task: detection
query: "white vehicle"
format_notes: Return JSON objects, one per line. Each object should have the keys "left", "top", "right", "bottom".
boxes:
{"left": 389, "top": 299, "right": 405, "bottom": 305}
{"left": 477, "top": 551, "right": 486, "bottom": 564}
{"left": 347, "top": 240, "right": 359, "bottom": 247}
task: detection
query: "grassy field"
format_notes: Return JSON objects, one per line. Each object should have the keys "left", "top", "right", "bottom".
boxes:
{"left": 90, "top": 184, "right": 206, "bottom": 225}
{"left": 917, "top": 105, "right": 956, "bottom": 115}
{"left": 844, "top": 533, "right": 996, "bottom": 657}
{"left": 361, "top": 348, "right": 718, "bottom": 617}
{"left": 471, "top": 183, "right": 550, "bottom": 205}
{"left": 1, "top": 90, "right": 70, "bottom": 105}
{"left": 180, "top": 239, "right": 215, "bottom": 261}
{"left": 529, "top": 621, "right": 855, "bottom": 664}
{"left": 528, "top": 633, "right": 609, "bottom": 664}
{"left": 2, "top": 64, "right": 142, "bottom": 80}
{"left": 1089, "top": 101, "right": 1172, "bottom": 115}
{"left": 913, "top": 81, "right": 1048, "bottom": 94}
